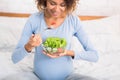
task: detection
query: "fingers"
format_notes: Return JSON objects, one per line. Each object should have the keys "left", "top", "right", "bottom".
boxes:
{"left": 32, "top": 34, "right": 35, "bottom": 37}
{"left": 34, "top": 34, "right": 42, "bottom": 45}
{"left": 42, "top": 51, "right": 60, "bottom": 58}
{"left": 42, "top": 50, "right": 67, "bottom": 58}
{"left": 28, "top": 34, "right": 42, "bottom": 47}
{"left": 59, "top": 50, "right": 67, "bottom": 56}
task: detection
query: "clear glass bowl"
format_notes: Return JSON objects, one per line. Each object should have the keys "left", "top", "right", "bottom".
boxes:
{"left": 42, "top": 44, "right": 65, "bottom": 54}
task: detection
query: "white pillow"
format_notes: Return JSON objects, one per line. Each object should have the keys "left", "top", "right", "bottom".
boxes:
{"left": 72, "top": 15, "right": 120, "bottom": 53}
{"left": 0, "top": 17, "right": 27, "bottom": 51}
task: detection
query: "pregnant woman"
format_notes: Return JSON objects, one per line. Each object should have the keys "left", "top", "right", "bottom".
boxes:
{"left": 12, "top": 0, "right": 99, "bottom": 80}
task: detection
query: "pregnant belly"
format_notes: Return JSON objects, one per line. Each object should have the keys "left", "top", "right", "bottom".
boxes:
{"left": 34, "top": 56, "right": 73, "bottom": 80}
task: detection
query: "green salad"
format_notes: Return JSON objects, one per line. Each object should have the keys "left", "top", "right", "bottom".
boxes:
{"left": 42, "top": 37, "right": 67, "bottom": 53}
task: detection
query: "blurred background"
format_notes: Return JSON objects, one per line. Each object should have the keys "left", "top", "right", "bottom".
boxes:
{"left": 0, "top": 0, "right": 120, "bottom": 16}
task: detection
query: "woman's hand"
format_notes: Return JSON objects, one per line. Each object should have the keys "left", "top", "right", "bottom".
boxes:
{"left": 25, "top": 34, "right": 42, "bottom": 52}
{"left": 42, "top": 49, "right": 67, "bottom": 58}
{"left": 42, "top": 49, "right": 75, "bottom": 58}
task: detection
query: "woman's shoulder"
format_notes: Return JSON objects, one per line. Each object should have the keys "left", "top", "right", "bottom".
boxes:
{"left": 67, "top": 14, "right": 81, "bottom": 22}
{"left": 28, "top": 12, "right": 43, "bottom": 21}
{"left": 67, "top": 14, "right": 83, "bottom": 32}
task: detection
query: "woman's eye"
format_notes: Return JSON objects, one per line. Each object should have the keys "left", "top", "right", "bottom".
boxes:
{"left": 50, "top": 2, "right": 56, "bottom": 5}
{"left": 60, "top": 3, "right": 66, "bottom": 7}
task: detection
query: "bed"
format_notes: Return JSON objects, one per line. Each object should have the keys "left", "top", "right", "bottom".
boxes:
{"left": 0, "top": 12, "right": 120, "bottom": 80}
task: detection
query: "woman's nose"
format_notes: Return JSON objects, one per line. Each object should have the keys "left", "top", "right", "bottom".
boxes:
{"left": 54, "top": 5, "right": 61, "bottom": 12}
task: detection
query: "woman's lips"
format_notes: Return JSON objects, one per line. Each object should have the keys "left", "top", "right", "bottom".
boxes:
{"left": 52, "top": 12, "right": 60, "bottom": 16}
{"left": 53, "top": 13, "right": 58, "bottom": 16}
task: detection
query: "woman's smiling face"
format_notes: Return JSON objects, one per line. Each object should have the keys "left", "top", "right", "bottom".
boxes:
{"left": 46, "top": 0, "right": 66, "bottom": 18}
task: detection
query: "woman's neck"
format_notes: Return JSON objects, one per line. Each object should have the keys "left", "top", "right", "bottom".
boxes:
{"left": 44, "top": 11, "right": 67, "bottom": 28}
{"left": 43, "top": 9, "right": 67, "bottom": 28}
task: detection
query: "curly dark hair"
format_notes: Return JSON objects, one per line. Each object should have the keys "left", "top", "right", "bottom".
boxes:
{"left": 36, "top": 0, "right": 79, "bottom": 13}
